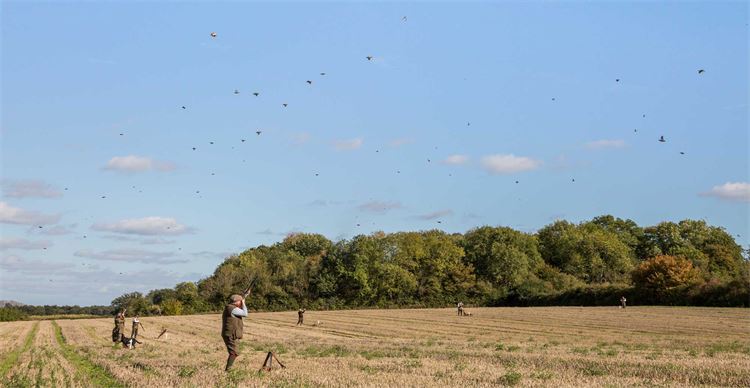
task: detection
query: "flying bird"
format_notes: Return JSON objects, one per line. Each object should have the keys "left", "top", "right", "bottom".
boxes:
{"left": 680, "top": 151, "right": 685, "bottom": 155}
{"left": 658, "top": 136, "right": 666, "bottom": 143}
{"left": 210, "top": 141, "right": 214, "bottom": 144}
{"left": 181, "top": 106, "right": 186, "bottom": 110}
{"left": 101, "top": 195, "right": 106, "bottom": 199}
{"left": 551, "top": 98, "right": 556, "bottom": 101}
{"left": 256, "top": 130, "right": 262, "bottom": 136}
{"left": 253, "top": 92, "right": 259, "bottom": 97}
{"left": 698, "top": 69, "right": 705, "bottom": 74}
{"left": 515, "top": 181, "right": 519, "bottom": 184}
{"left": 192, "top": 147, "right": 196, "bottom": 150}
{"left": 234, "top": 90, "right": 240, "bottom": 95}
{"left": 615, "top": 78, "right": 620, "bottom": 82}
{"left": 119, "top": 133, "right": 124, "bottom": 136}
{"left": 282, "top": 103, "right": 288, "bottom": 107}
{"left": 210, "top": 32, "right": 217, "bottom": 38}
{"left": 366, "top": 56, "right": 373, "bottom": 61}
{"left": 320, "top": 72, "right": 326, "bottom": 76}
{"left": 306, "top": 80, "right": 312, "bottom": 84}
{"left": 241, "top": 139, "right": 246, "bottom": 143}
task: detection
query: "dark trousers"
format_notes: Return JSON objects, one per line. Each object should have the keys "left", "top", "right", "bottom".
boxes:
{"left": 222, "top": 335, "right": 238, "bottom": 356}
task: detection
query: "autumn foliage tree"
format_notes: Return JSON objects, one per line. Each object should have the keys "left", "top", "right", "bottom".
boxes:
{"left": 631, "top": 255, "right": 701, "bottom": 292}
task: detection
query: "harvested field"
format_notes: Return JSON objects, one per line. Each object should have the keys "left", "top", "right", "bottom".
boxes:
{"left": 1, "top": 307, "right": 748, "bottom": 387}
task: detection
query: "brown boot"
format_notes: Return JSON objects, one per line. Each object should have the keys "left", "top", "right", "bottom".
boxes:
{"left": 225, "top": 354, "right": 237, "bottom": 371}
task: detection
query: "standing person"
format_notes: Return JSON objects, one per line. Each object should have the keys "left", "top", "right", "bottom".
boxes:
{"left": 131, "top": 315, "right": 145, "bottom": 339}
{"left": 620, "top": 296, "right": 627, "bottom": 309}
{"left": 297, "top": 308, "right": 306, "bottom": 326}
{"left": 457, "top": 301, "right": 464, "bottom": 316}
{"left": 112, "top": 309, "right": 125, "bottom": 343}
{"left": 221, "top": 294, "right": 248, "bottom": 371}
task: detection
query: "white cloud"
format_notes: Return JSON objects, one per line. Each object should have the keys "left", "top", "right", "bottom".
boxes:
{"left": 103, "top": 155, "right": 176, "bottom": 173}
{"left": 0, "top": 266, "right": 201, "bottom": 306}
{"left": 36, "top": 224, "right": 76, "bottom": 236}
{"left": 191, "top": 251, "right": 233, "bottom": 260}
{"left": 333, "top": 138, "right": 363, "bottom": 151}
{"left": 0, "top": 237, "right": 51, "bottom": 250}
{"left": 91, "top": 216, "right": 192, "bottom": 236}
{"left": 307, "top": 199, "right": 351, "bottom": 207}
{"left": 358, "top": 201, "right": 402, "bottom": 214}
{"left": 415, "top": 210, "right": 454, "bottom": 220}
{"left": 389, "top": 138, "right": 413, "bottom": 147}
{"left": 2, "top": 180, "right": 62, "bottom": 198}
{"left": 0, "top": 202, "right": 61, "bottom": 226}
{"left": 0, "top": 255, "right": 73, "bottom": 273}
{"left": 100, "top": 235, "right": 176, "bottom": 245}
{"left": 443, "top": 154, "right": 469, "bottom": 165}
{"left": 74, "top": 249, "right": 186, "bottom": 264}
{"left": 480, "top": 154, "right": 542, "bottom": 174}
{"left": 584, "top": 139, "right": 626, "bottom": 150}
{"left": 700, "top": 182, "right": 750, "bottom": 202}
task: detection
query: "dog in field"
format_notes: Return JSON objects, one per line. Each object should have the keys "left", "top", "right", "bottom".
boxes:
{"left": 120, "top": 334, "right": 142, "bottom": 349}
{"left": 463, "top": 311, "right": 473, "bottom": 317}
{"left": 313, "top": 320, "right": 323, "bottom": 327}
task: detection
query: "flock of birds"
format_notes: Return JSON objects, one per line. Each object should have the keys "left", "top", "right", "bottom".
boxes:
{"left": 29, "top": 20, "right": 716, "bottom": 285}
{"left": 45, "top": 25, "right": 707, "bottom": 233}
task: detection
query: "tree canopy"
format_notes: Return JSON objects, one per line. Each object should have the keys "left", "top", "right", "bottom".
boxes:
{"left": 108, "top": 215, "right": 749, "bottom": 314}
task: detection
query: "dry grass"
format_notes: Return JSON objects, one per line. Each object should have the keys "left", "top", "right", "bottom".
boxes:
{"left": 1, "top": 306, "right": 748, "bottom": 387}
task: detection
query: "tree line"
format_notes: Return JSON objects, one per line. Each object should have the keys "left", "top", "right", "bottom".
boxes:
{"left": 106, "top": 215, "right": 748, "bottom": 315}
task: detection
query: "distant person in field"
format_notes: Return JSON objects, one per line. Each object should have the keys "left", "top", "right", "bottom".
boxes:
{"left": 620, "top": 296, "right": 627, "bottom": 309}
{"left": 221, "top": 294, "right": 248, "bottom": 371}
{"left": 112, "top": 309, "right": 125, "bottom": 343}
{"left": 131, "top": 315, "right": 145, "bottom": 339}
{"left": 457, "top": 301, "right": 464, "bottom": 316}
{"left": 297, "top": 308, "right": 306, "bottom": 326}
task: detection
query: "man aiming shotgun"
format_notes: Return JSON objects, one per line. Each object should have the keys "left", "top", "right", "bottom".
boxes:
{"left": 221, "top": 282, "right": 253, "bottom": 371}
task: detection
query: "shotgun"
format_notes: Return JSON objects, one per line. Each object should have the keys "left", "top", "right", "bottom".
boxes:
{"left": 242, "top": 276, "right": 258, "bottom": 298}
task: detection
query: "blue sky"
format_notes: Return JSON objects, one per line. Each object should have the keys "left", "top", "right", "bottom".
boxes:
{"left": 1, "top": 1, "right": 747, "bottom": 306}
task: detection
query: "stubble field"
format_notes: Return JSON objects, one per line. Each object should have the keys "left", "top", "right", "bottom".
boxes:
{"left": 1, "top": 306, "right": 748, "bottom": 387}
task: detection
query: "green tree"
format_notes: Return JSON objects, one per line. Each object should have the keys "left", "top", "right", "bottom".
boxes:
{"left": 639, "top": 220, "right": 745, "bottom": 281}
{"left": 161, "top": 299, "right": 183, "bottom": 315}
{"left": 110, "top": 292, "right": 150, "bottom": 315}
{"left": 537, "top": 221, "right": 634, "bottom": 283}
{"left": 464, "top": 226, "right": 543, "bottom": 300}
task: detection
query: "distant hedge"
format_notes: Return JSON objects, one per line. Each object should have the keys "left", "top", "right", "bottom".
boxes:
{"left": 0, "top": 307, "right": 28, "bottom": 322}
{"left": 506, "top": 280, "right": 749, "bottom": 307}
